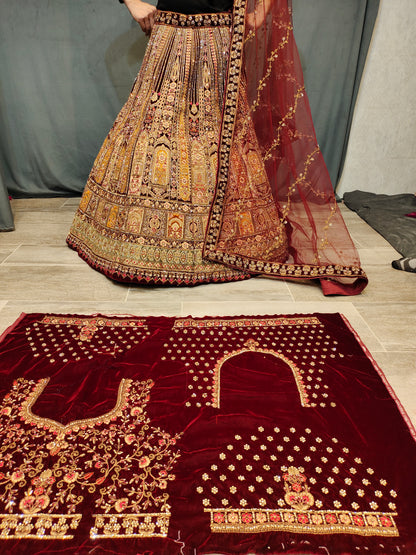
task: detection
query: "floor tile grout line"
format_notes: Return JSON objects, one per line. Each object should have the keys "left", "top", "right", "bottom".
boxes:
{"left": 0, "top": 244, "right": 22, "bottom": 265}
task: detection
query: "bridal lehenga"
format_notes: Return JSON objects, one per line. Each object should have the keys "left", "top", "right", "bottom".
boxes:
{"left": 67, "top": 1, "right": 368, "bottom": 295}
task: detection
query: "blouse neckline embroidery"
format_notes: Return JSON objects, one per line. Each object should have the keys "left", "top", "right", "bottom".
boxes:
{"left": 19, "top": 377, "right": 132, "bottom": 434}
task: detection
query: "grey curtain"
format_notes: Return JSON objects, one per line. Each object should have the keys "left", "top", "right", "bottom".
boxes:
{"left": 0, "top": 174, "right": 14, "bottom": 231}
{"left": 0, "top": 0, "right": 379, "bottom": 229}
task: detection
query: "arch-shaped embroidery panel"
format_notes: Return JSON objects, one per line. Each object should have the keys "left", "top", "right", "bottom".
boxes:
{"left": 212, "top": 347, "right": 310, "bottom": 408}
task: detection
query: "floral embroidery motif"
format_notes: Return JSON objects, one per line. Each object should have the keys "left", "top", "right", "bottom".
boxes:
{"left": 26, "top": 316, "right": 150, "bottom": 364}
{"left": 283, "top": 467, "right": 314, "bottom": 511}
{"left": 0, "top": 378, "right": 181, "bottom": 540}
{"left": 197, "top": 426, "right": 399, "bottom": 537}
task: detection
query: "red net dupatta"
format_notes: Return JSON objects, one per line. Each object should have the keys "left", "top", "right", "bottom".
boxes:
{"left": 204, "top": 0, "right": 368, "bottom": 296}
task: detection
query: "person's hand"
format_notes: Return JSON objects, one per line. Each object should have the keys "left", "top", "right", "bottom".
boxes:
{"left": 124, "top": 0, "right": 157, "bottom": 35}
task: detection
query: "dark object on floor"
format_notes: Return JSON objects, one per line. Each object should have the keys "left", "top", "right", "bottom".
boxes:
{"left": 392, "top": 257, "right": 416, "bottom": 273}
{"left": 343, "top": 191, "right": 416, "bottom": 272}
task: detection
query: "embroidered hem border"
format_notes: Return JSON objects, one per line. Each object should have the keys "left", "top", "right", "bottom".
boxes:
{"left": 90, "top": 512, "right": 170, "bottom": 538}
{"left": 0, "top": 513, "right": 82, "bottom": 540}
{"left": 173, "top": 317, "right": 321, "bottom": 328}
{"left": 67, "top": 232, "right": 250, "bottom": 286}
{"left": 205, "top": 252, "right": 367, "bottom": 282}
{"left": 205, "top": 509, "right": 399, "bottom": 537}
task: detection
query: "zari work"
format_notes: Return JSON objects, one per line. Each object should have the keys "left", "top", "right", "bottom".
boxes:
{"left": 0, "top": 312, "right": 415, "bottom": 554}
{"left": 67, "top": 2, "right": 368, "bottom": 295}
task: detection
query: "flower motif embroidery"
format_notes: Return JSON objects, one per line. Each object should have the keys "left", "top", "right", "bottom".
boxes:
{"left": 380, "top": 515, "right": 393, "bottom": 527}
{"left": 114, "top": 498, "right": 129, "bottom": 513}
{"left": 10, "top": 470, "right": 25, "bottom": 484}
{"left": 63, "top": 469, "right": 78, "bottom": 483}
{"left": 241, "top": 512, "right": 253, "bottom": 524}
{"left": 227, "top": 512, "right": 239, "bottom": 524}
{"left": 353, "top": 515, "right": 365, "bottom": 527}
{"left": 283, "top": 467, "right": 314, "bottom": 511}
{"left": 19, "top": 494, "right": 50, "bottom": 514}
{"left": 139, "top": 456, "right": 151, "bottom": 469}
{"left": 213, "top": 512, "right": 225, "bottom": 524}
{"left": 325, "top": 513, "right": 337, "bottom": 525}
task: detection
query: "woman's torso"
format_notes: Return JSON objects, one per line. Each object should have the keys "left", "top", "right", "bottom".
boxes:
{"left": 156, "top": 0, "right": 233, "bottom": 14}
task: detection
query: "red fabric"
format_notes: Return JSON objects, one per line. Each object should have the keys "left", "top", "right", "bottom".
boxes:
{"left": 0, "top": 313, "right": 414, "bottom": 554}
{"left": 204, "top": 0, "right": 367, "bottom": 295}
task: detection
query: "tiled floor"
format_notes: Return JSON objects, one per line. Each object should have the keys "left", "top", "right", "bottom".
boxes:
{"left": 1, "top": 198, "right": 415, "bottom": 426}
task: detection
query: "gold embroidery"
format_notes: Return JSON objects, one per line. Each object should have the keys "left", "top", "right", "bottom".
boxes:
{"left": 20, "top": 378, "right": 131, "bottom": 435}
{"left": 91, "top": 512, "right": 170, "bottom": 539}
{"left": 174, "top": 316, "right": 321, "bottom": 329}
{"left": 0, "top": 378, "right": 181, "bottom": 540}
{"left": 67, "top": 15, "right": 246, "bottom": 286}
{"left": 26, "top": 316, "right": 150, "bottom": 364}
{"left": 212, "top": 348, "right": 310, "bottom": 408}
{"left": 198, "top": 426, "right": 399, "bottom": 538}
{"left": 204, "top": 508, "right": 399, "bottom": 536}
{"left": 283, "top": 466, "right": 314, "bottom": 510}
{"left": 0, "top": 513, "right": 82, "bottom": 540}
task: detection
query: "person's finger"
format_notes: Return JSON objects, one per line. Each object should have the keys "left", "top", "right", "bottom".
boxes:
{"left": 144, "top": 16, "right": 151, "bottom": 35}
{"left": 138, "top": 17, "right": 150, "bottom": 35}
{"left": 149, "top": 11, "right": 156, "bottom": 32}
{"left": 138, "top": 19, "right": 146, "bottom": 34}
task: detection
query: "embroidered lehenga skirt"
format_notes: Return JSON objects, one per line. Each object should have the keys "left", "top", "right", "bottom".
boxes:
{"left": 67, "top": 11, "right": 288, "bottom": 285}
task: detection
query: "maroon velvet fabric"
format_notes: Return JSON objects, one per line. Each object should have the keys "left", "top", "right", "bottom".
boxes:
{"left": 0, "top": 313, "right": 415, "bottom": 554}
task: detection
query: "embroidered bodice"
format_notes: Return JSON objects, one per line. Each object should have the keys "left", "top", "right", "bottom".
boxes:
{"left": 0, "top": 378, "right": 181, "bottom": 540}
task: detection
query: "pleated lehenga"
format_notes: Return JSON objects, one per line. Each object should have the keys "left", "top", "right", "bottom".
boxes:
{"left": 67, "top": 11, "right": 288, "bottom": 285}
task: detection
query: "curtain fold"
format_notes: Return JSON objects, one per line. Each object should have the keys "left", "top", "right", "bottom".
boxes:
{"left": 0, "top": 0, "right": 378, "bottom": 208}
{"left": 0, "top": 174, "right": 14, "bottom": 231}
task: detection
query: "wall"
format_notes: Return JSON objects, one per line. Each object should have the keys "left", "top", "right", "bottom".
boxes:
{"left": 338, "top": 0, "right": 416, "bottom": 196}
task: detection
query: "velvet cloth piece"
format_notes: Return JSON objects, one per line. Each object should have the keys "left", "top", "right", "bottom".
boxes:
{"left": 0, "top": 312, "right": 415, "bottom": 554}
{"left": 157, "top": 0, "right": 233, "bottom": 13}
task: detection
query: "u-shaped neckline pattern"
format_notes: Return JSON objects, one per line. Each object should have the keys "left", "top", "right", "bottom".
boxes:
{"left": 19, "top": 377, "right": 132, "bottom": 435}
